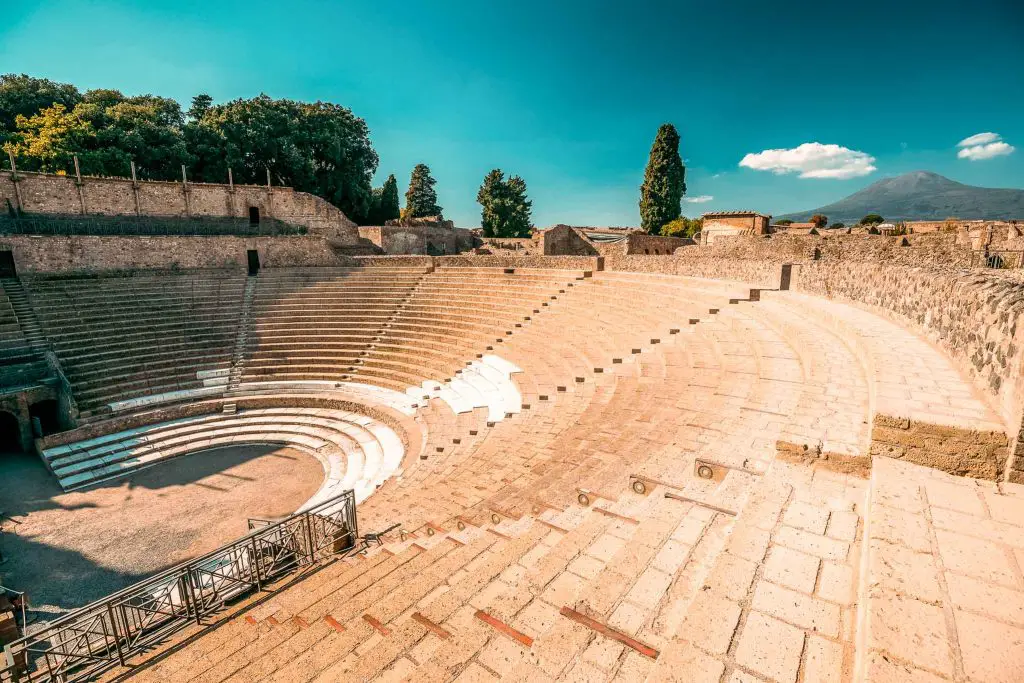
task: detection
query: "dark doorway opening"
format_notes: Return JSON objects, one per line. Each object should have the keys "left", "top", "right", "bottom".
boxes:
{"left": 29, "top": 399, "right": 60, "bottom": 437}
{"left": 780, "top": 264, "right": 793, "bottom": 291}
{"left": 247, "top": 250, "right": 260, "bottom": 276}
{"left": 248, "top": 207, "right": 260, "bottom": 226}
{"left": 0, "top": 410, "right": 23, "bottom": 452}
{"left": 0, "top": 250, "right": 16, "bottom": 278}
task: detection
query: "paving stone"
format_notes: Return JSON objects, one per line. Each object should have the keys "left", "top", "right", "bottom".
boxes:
{"left": 802, "top": 634, "right": 844, "bottom": 683}
{"left": 866, "top": 593, "right": 954, "bottom": 676}
{"left": 782, "top": 500, "right": 830, "bottom": 535}
{"left": 734, "top": 612, "right": 804, "bottom": 683}
{"left": 946, "top": 572, "right": 1024, "bottom": 625}
{"left": 816, "top": 562, "right": 854, "bottom": 606}
{"left": 751, "top": 581, "right": 841, "bottom": 637}
{"left": 681, "top": 590, "right": 742, "bottom": 655}
{"left": 935, "top": 530, "right": 1019, "bottom": 588}
{"left": 762, "top": 546, "right": 820, "bottom": 594}
{"left": 955, "top": 609, "right": 1024, "bottom": 683}
{"left": 650, "top": 641, "right": 725, "bottom": 683}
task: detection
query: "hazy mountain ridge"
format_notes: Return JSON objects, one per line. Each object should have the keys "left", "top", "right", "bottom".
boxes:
{"left": 778, "top": 171, "right": 1024, "bottom": 223}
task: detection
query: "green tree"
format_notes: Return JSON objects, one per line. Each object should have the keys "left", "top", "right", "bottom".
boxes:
{"left": 477, "top": 169, "right": 533, "bottom": 238}
{"left": 187, "top": 94, "right": 213, "bottom": 121}
{"left": 640, "top": 123, "right": 686, "bottom": 234}
{"left": 405, "top": 163, "right": 442, "bottom": 218}
{"left": 186, "top": 95, "right": 378, "bottom": 222}
{"left": 376, "top": 174, "right": 400, "bottom": 223}
{"left": 810, "top": 214, "right": 828, "bottom": 229}
{"left": 3, "top": 104, "right": 101, "bottom": 173}
{"left": 661, "top": 216, "right": 702, "bottom": 238}
{"left": 861, "top": 213, "right": 884, "bottom": 225}
{"left": 832, "top": 222, "right": 846, "bottom": 230}
{"left": 775, "top": 219, "right": 794, "bottom": 226}
{"left": 0, "top": 74, "right": 81, "bottom": 140}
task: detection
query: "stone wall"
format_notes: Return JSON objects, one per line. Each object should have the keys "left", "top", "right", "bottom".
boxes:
{"left": 476, "top": 237, "right": 543, "bottom": 256}
{"left": 0, "top": 234, "right": 357, "bottom": 275}
{"left": 870, "top": 415, "right": 1009, "bottom": 479}
{"left": 624, "top": 233, "right": 694, "bottom": 255}
{"left": 357, "top": 225, "right": 476, "bottom": 255}
{"left": 1, "top": 170, "right": 359, "bottom": 243}
{"left": 542, "top": 225, "right": 599, "bottom": 256}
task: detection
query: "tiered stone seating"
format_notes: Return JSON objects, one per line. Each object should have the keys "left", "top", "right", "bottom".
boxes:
{"left": 25, "top": 272, "right": 247, "bottom": 416}
{"left": 42, "top": 406, "right": 404, "bottom": 499}
{"left": 21, "top": 265, "right": 1021, "bottom": 683}
{"left": 240, "top": 267, "right": 429, "bottom": 390}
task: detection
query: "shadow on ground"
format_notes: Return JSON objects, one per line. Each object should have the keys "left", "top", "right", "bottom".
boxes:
{"left": 0, "top": 444, "right": 322, "bottom": 620}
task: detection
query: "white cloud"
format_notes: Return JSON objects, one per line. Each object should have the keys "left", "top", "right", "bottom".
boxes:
{"left": 684, "top": 195, "right": 714, "bottom": 203}
{"left": 956, "top": 132, "right": 1015, "bottom": 160}
{"left": 957, "top": 132, "right": 1001, "bottom": 147}
{"left": 739, "top": 142, "right": 876, "bottom": 179}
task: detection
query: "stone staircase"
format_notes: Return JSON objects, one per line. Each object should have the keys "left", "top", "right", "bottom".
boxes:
{"left": 227, "top": 275, "right": 259, "bottom": 392}
{"left": 0, "top": 277, "right": 47, "bottom": 355}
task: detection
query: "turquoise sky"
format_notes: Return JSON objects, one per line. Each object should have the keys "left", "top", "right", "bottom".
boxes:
{"left": 3, "top": 0, "right": 1022, "bottom": 226}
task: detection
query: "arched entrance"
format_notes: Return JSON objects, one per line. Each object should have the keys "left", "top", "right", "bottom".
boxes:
{"left": 0, "top": 410, "right": 24, "bottom": 452}
{"left": 29, "top": 399, "right": 60, "bottom": 437}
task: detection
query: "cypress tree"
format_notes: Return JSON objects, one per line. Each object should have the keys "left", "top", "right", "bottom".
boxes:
{"left": 404, "top": 163, "right": 442, "bottom": 218}
{"left": 378, "top": 173, "right": 400, "bottom": 223}
{"left": 477, "top": 169, "right": 533, "bottom": 238}
{"left": 639, "top": 124, "right": 686, "bottom": 234}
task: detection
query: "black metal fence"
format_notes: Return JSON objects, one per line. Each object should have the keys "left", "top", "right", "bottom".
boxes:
{"left": 0, "top": 215, "right": 306, "bottom": 238}
{"left": 0, "top": 491, "right": 356, "bottom": 683}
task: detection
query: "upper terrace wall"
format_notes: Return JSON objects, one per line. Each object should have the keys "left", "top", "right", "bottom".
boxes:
{"left": 0, "top": 235, "right": 356, "bottom": 275}
{"left": 0, "top": 170, "right": 359, "bottom": 244}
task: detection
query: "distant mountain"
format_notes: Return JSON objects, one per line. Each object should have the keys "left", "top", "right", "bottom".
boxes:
{"left": 777, "top": 171, "right": 1024, "bottom": 224}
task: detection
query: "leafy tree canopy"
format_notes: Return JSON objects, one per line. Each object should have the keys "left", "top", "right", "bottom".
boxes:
{"left": 775, "top": 219, "right": 794, "bottom": 226}
{"left": 661, "top": 216, "right": 702, "bottom": 239}
{"left": 477, "top": 169, "right": 533, "bottom": 238}
{"left": 861, "top": 213, "right": 885, "bottom": 225}
{"left": 0, "top": 74, "right": 82, "bottom": 139}
{"left": 810, "top": 214, "right": 828, "bottom": 229}
{"left": 405, "top": 163, "right": 442, "bottom": 219}
{"left": 1, "top": 76, "right": 380, "bottom": 223}
{"left": 640, "top": 123, "right": 686, "bottom": 234}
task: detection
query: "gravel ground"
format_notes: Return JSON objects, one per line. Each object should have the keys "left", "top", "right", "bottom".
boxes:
{"left": 0, "top": 444, "right": 323, "bottom": 621}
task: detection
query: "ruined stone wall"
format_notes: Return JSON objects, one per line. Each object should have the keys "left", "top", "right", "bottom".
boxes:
{"left": 624, "top": 233, "right": 694, "bottom": 255}
{"left": 357, "top": 225, "right": 475, "bottom": 255}
{"left": 0, "top": 235, "right": 356, "bottom": 275}
{"left": 542, "top": 225, "right": 599, "bottom": 256}
{"left": 476, "top": 237, "right": 543, "bottom": 256}
{"left": 0, "top": 170, "right": 358, "bottom": 243}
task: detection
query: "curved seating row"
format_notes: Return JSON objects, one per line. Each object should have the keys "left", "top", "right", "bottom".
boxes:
{"left": 41, "top": 406, "right": 404, "bottom": 502}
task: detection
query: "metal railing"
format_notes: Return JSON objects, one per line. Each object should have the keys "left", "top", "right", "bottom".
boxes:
{"left": 1, "top": 491, "right": 356, "bottom": 683}
{"left": 0, "top": 215, "right": 306, "bottom": 238}
{"left": 971, "top": 250, "right": 1024, "bottom": 269}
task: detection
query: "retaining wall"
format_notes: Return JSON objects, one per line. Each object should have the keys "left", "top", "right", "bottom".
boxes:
{"left": 1, "top": 170, "right": 359, "bottom": 243}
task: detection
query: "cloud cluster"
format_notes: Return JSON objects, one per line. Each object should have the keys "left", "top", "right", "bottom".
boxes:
{"left": 957, "top": 132, "right": 1015, "bottom": 160}
{"left": 739, "top": 142, "right": 876, "bottom": 179}
{"left": 684, "top": 195, "right": 713, "bottom": 203}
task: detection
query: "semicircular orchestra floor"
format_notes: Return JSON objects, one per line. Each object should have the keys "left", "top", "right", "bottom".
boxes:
{"left": 0, "top": 444, "right": 322, "bottom": 617}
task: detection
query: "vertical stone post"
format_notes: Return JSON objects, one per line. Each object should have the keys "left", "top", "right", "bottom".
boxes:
{"left": 6, "top": 150, "right": 23, "bottom": 214}
{"left": 181, "top": 164, "right": 191, "bottom": 217}
{"left": 227, "top": 168, "right": 236, "bottom": 217}
{"left": 73, "top": 155, "right": 87, "bottom": 215}
{"left": 265, "top": 167, "right": 274, "bottom": 218}
{"left": 130, "top": 161, "right": 141, "bottom": 216}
